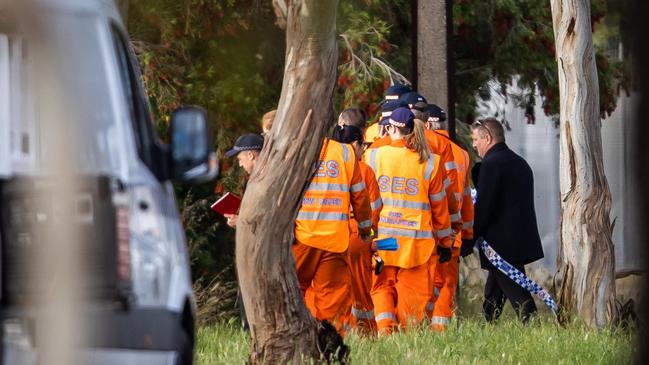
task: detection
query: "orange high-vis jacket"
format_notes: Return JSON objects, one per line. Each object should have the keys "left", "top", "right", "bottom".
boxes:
{"left": 358, "top": 161, "right": 382, "bottom": 233}
{"left": 366, "top": 132, "right": 461, "bottom": 235}
{"left": 295, "top": 139, "right": 372, "bottom": 252}
{"left": 436, "top": 130, "right": 474, "bottom": 244}
{"left": 366, "top": 140, "right": 452, "bottom": 269}
{"left": 423, "top": 130, "right": 462, "bottom": 235}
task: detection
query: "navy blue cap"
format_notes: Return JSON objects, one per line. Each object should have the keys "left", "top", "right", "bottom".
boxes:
{"left": 378, "top": 100, "right": 407, "bottom": 125}
{"left": 426, "top": 104, "right": 447, "bottom": 122}
{"left": 400, "top": 92, "right": 428, "bottom": 108}
{"left": 384, "top": 84, "right": 412, "bottom": 101}
{"left": 386, "top": 107, "right": 415, "bottom": 129}
{"left": 225, "top": 133, "right": 264, "bottom": 157}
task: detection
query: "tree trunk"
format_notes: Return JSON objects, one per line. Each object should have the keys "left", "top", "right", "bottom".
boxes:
{"left": 550, "top": 0, "right": 617, "bottom": 327}
{"left": 416, "top": 0, "right": 456, "bottom": 139}
{"left": 235, "top": 0, "right": 338, "bottom": 363}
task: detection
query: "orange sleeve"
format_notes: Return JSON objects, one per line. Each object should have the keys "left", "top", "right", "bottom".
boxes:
{"left": 441, "top": 142, "right": 462, "bottom": 235}
{"left": 350, "top": 159, "right": 372, "bottom": 237}
{"left": 360, "top": 162, "right": 382, "bottom": 234}
{"left": 428, "top": 155, "right": 452, "bottom": 249}
{"left": 461, "top": 158, "right": 475, "bottom": 240}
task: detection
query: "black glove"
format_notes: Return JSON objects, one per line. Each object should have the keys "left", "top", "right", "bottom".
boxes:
{"left": 373, "top": 254, "right": 384, "bottom": 275}
{"left": 460, "top": 238, "right": 476, "bottom": 257}
{"left": 437, "top": 246, "right": 451, "bottom": 263}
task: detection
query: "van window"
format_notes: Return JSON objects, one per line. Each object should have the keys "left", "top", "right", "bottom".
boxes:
{"left": 111, "top": 25, "right": 166, "bottom": 180}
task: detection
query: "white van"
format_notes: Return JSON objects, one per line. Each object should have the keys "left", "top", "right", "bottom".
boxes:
{"left": 0, "top": 0, "right": 216, "bottom": 363}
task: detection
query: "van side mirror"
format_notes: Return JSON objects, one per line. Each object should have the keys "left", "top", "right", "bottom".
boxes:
{"left": 170, "top": 106, "right": 218, "bottom": 183}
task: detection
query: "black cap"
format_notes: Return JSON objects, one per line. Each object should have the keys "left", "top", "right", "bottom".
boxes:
{"left": 225, "top": 133, "right": 264, "bottom": 158}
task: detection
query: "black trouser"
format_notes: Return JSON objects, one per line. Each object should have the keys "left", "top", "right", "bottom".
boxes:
{"left": 483, "top": 263, "right": 537, "bottom": 323}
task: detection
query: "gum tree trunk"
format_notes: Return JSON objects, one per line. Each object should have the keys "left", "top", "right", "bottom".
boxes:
{"left": 235, "top": 0, "right": 338, "bottom": 362}
{"left": 550, "top": 0, "right": 617, "bottom": 327}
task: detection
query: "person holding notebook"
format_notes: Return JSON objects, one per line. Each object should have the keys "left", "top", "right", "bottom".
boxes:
{"left": 222, "top": 133, "right": 264, "bottom": 227}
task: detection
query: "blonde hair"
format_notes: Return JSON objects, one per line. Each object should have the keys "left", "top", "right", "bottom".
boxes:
{"left": 261, "top": 109, "right": 277, "bottom": 132}
{"left": 401, "top": 118, "right": 430, "bottom": 163}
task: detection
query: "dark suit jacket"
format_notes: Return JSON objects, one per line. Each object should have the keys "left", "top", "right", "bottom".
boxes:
{"left": 474, "top": 143, "right": 544, "bottom": 269}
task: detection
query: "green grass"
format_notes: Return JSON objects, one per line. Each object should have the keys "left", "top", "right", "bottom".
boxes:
{"left": 196, "top": 315, "right": 637, "bottom": 364}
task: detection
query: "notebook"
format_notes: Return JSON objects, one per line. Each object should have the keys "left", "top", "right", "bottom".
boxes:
{"left": 210, "top": 192, "right": 241, "bottom": 216}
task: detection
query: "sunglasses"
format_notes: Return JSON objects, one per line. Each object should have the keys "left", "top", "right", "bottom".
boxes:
{"left": 472, "top": 120, "right": 493, "bottom": 138}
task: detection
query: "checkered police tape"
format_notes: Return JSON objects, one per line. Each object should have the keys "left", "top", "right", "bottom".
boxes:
{"left": 479, "top": 239, "right": 558, "bottom": 315}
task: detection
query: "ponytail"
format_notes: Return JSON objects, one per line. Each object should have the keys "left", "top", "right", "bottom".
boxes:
{"left": 332, "top": 124, "right": 363, "bottom": 145}
{"left": 403, "top": 119, "right": 430, "bottom": 163}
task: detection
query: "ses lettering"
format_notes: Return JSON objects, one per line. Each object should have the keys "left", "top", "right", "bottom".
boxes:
{"left": 378, "top": 175, "right": 419, "bottom": 195}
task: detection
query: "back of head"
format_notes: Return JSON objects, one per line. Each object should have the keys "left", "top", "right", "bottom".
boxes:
{"left": 471, "top": 117, "right": 505, "bottom": 143}
{"left": 338, "top": 108, "right": 367, "bottom": 129}
{"left": 331, "top": 124, "right": 363, "bottom": 145}
{"left": 261, "top": 109, "right": 277, "bottom": 132}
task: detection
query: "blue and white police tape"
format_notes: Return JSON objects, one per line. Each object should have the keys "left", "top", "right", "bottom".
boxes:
{"left": 478, "top": 238, "right": 558, "bottom": 315}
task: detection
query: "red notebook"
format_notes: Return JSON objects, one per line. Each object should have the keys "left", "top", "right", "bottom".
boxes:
{"left": 210, "top": 192, "right": 241, "bottom": 216}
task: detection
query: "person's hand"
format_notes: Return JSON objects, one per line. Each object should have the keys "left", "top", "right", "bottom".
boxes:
{"left": 224, "top": 213, "right": 238, "bottom": 228}
{"left": 437, "top": 246, "right": 452, "bottom": 263}
{"left": 460, "top": 238, "right": 475, "bottom": 257}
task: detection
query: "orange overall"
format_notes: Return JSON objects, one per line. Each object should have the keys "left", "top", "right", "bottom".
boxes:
{"left": 294, "top": 139, "right": 371, "bottom": 335}
{"left": 365, "top": 140, "right": 452, "bottom": 334}
{"left": 346, "top": 161, "right": 382, "bottom": 334}
{"left": 431, "top": 130, "right": 475, "bottom": 331}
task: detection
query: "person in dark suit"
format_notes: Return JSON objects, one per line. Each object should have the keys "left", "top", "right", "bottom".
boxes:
{"left": 461, "top": 118, "right": 544, "bottom": 323}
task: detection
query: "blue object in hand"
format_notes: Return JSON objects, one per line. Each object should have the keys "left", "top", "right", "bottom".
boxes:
{"left": 375, "top": 237, "right": 399, "bottom": 251}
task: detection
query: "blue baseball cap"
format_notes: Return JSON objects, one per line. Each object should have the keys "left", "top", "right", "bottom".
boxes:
{"left": 426, "top": 104, "right": 447, "bottom": 122}
{"left": 400, "top": 92, "right": 428, "bottom": 109}
{"left": 386, "top": 107, "right": 414, "bottom": 129}
{"left": 225, "top": 133, "right": 264, "bottom": 157}
{"left": 384, "top": 84, "right": 412, "bottom": 101}
{"left": 378, "top": 100, "right": 407, "bottom": 125}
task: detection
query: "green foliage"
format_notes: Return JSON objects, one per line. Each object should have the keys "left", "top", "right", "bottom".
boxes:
{"left": 454, "top": 0, "right": 628, "bottom": 123}
{"left": 196, "top": 316, "right": 636, "bottom": 364}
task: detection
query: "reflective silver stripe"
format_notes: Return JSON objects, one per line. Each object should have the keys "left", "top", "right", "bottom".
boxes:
{"left": 463, "top": 187, "right": 471, "bottom": 196}
{"left": 426, "top": 301, "right": 435, "bottom": 312}
{"left": 350, "top": 181, "right": 366, "bottom": 193}
{"left": 368, "top": 149, "right": 378, "bottom": 173}
{"left": 445, "top": 161, "right": 457, "bottom": 171}
{"left": 381, "top": 111, "right": 392, "bottom": 117}
{"left": 450, "top": 212, "right": 462, "bottom": 223}
{"left": 342, "top": 144, "right": 350, "bottom": 163}
{"left": 358, "top": 219, "right": 372, "bottom": 229}
{"left": 431, "top": 316, "right": 450, "bottom": 325}
{"left": 375, "top": 312, "right": 397, "bottom": 322}
{"left": 429, "top": 190, "right": 446, "bottom": 202}
{"left": 434, "top": 287, "right": 440, "bottom": 298}
{"left": 370, "top": 197, "right": 383, "bottom": 210}
{"left": 382, "top": 198, "right": 430, "bottom": 211}
{"left": 443, "top": 178, "right": 451, "bottom": 189}
{"left": 454, "top": 192, "right": 461, "bottom": 202}
{"left": 436, "top": 227, "right": 452, "bottom": 238}
{"left": 307, "top": 183, "right": 349, "bottom": 192}
{"left": 297, "top": 212, "right": 349, "bottom": 221}
{"left": 385, "top": 95, "right": 399, "bottom": 100}
{"left": 463, "top": 221, "right": 474, "bottom": 229}
{"left": 378, "top": 227, "right": 433, "bottom": 239}
{"left": 351, "top": 307, "right": 375, "bottom": 320}
{"left": 424, "top": 155, "right": 435, "bottom": 181}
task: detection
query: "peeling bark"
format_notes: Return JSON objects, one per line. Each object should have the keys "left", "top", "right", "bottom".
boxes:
{"left": 235, "top": 0, "right": 339, "bottom": 362}
{"left": 550, "top": 0, "right": 617, "bottom": 327}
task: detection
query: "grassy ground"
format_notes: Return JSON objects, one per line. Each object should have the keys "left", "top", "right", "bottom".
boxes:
{"left": 195, "top": 314, "right": 637, "bottom": 364}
